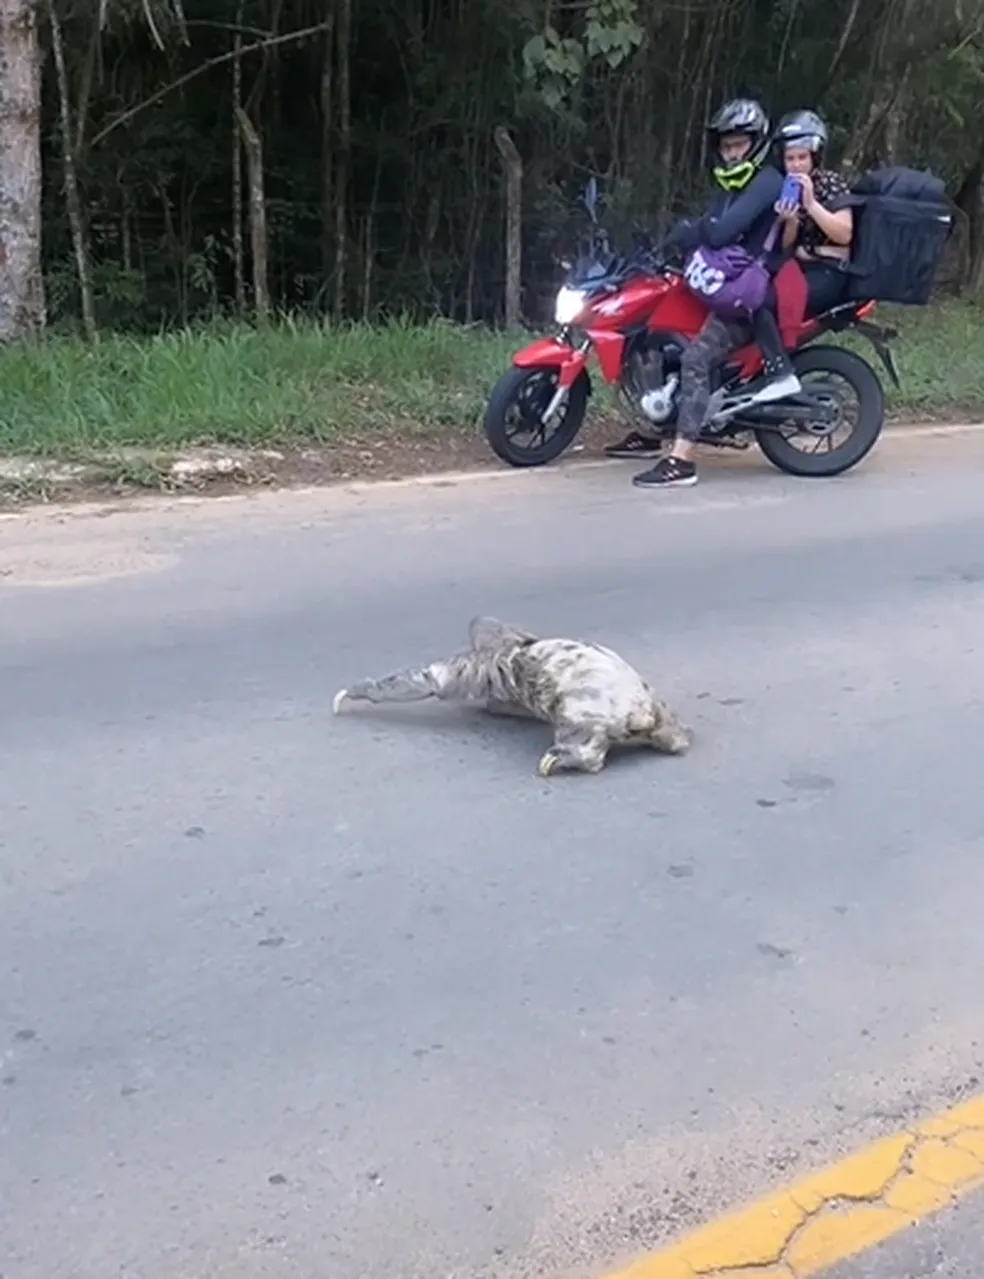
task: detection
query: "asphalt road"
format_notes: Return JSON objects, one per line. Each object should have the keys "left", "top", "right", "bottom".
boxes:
{"left": 3, "top": 428, "right": 984, "bottom": 1279}
{"left": 826, "top": 1193, "right": 984, "bottom": 1279}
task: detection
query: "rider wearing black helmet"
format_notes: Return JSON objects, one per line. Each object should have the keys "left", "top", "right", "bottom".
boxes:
{"left": 703, "top": 97, "right": 775, "bottom": 205}
{"left": 611, "top": 98, "right": 797, "bottom": 489}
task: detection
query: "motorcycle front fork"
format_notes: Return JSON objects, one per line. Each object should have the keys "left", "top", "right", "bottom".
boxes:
{"left": 540, "top": 336, "right": 590, "bottom": 424}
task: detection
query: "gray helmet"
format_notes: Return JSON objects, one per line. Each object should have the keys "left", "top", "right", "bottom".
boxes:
{"left": 705, "top": 98, "right": 772, "bottom": 190}
{"left": 707, "top": 97, "right": 771, "bottom": 143}
{"left": 776, "top": 109, "right": 828, "bottom": 158}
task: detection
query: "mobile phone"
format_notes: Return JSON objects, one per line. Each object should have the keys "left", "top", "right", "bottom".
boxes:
{"left": 780, "top": 176, "right": 802, "bottom": 208}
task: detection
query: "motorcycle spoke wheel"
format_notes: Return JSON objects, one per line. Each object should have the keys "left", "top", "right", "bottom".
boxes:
{"left": 778, "top": 369, "right": 858, "bottom": 455}
{"left": 503, "top": 373, "right": 568, "bottom": 452}
{"left": 754, "top": 343, "right": 884, "bottom": 479}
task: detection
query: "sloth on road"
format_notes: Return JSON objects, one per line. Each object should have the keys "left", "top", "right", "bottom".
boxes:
{"left": 332, "top": 615, "right": 692, "bottom": 776}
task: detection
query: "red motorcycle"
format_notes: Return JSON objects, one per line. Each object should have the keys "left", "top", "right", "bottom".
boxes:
{"left": 483, "top": 180, "right": 900, "bottom": 478}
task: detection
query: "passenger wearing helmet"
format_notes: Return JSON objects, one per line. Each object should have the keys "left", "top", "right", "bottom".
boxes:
{"left": 774, "top": 109, "right": 854, "bottom": 316}
{"left": 622, "top": 98, "right": 797, "bottom": 490}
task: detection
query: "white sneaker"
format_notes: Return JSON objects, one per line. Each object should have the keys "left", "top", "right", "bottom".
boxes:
{"left": 749, "top": 372, "right": 802, "bottom": 404}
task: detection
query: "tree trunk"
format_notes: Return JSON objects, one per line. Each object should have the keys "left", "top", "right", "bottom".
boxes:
{"left": 881, "top": 67, "right": 910, "bottom": 166}
{"left": 493, "top": 125, "right": 523, "bottom": 328}
{"left": 821, "top": 0, "right": 863, "bottom": 92}
{"left": 234, "top": 106, "right": 270, "bottom": 323}
{"left": 319, "top": 7, "right": 335, "bottom": 285}
{"left": 73, "top": 16, "right": 99, "bottom": 155}
{"left": 0, "top": 0, "right": 44, "bottom": 340}
{"left": 333, "top": 0, "right": 351, "bottom": 321}
{"left": 842, "top": 59, "right": 912, "bottom": 176}
{"left": 954, "top": 156, "right": 984, "bottom": 292}
{"left": 231, "top": 0, "right": 245, "bottom": 313}
{"left": 120, "top": 183, "right": 133, "bottom": 272}
{"left": 48, "top": 0, "right": 97, "bottom": 342}
{"left": 970, "top": 199, "right": 984, "bottom": 294}
{"left": 361, "top": 139, "right": 383, "bottom": 321}
{"left": 842, "top": 84, "right": 895, "bottom": 176}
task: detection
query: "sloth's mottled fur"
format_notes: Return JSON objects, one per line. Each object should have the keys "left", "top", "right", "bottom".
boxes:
{"left": 332, "top": 615, "right": 692, "bottom": 776}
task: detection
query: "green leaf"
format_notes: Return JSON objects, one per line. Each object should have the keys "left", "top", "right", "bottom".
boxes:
{"left": 521, "top": 33, "right": 547, "bottom": 76}
{"left": 586, "top": 19, "right": 614, "bottom": 55}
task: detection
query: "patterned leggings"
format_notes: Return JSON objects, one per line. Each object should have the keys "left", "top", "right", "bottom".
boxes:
{"left": 675, "top": 314, "right": 749, "bottom": 443}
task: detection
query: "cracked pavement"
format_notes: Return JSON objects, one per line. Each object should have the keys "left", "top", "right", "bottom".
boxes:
{"left": 3, "top": 428, "right": 984, "bottom": 1279}
{"left": 825, "top": 1191, "right": 984, "bottom": 1278}
{"left": 607, "top": 1095, "right": 984, "bottom": 1277}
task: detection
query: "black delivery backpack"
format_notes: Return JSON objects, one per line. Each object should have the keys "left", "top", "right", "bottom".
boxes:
{"left": 844, "top": 166, "right": 954, "bottom": 306}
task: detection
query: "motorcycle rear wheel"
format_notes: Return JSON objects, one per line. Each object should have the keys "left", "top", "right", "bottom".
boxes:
{"left": 755, "top": 345, "right": 885, "bottom": 478}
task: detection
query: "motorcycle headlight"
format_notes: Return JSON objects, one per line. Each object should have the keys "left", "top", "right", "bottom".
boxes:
{"left": 554, "top": 286, "right": 587, "bottom": 326}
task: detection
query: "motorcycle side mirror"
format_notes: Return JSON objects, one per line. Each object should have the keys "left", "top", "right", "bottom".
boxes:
{"left": 583, "top": 177, "right": 599, "bottom": 223}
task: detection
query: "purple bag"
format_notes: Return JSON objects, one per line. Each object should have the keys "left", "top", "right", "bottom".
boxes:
{"left": 682, "top": 219, "right": 781, "bottom": 319}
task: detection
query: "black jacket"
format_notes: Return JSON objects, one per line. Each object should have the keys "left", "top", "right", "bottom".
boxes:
{"left": 673, "top": 165, "right": 784, "bottom": 256}
{"left": 701, "top": 165, "right": 784, "bottom": 252}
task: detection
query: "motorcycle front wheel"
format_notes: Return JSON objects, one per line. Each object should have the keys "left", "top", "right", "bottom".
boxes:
{"left": 483, "top": 367, "right": 589, "bottom": 468}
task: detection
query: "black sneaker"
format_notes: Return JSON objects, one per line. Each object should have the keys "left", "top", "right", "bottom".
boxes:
{"left": 603, "top": 431, "right": 663, "bottom": 460}
{"left": 632, "top": 456, "right": 698, "bottom": 489}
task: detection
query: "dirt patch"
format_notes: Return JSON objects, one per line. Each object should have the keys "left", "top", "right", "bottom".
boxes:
{"left": 0, "top": 411, "right": 981, "bottom": 514}
{"left": 0, "top": 418, "right": 628, "bottom": 512}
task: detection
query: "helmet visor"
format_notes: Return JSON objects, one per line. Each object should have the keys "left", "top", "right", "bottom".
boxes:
{"left": 782, "top": 133, "right": 824, "bottom": 153}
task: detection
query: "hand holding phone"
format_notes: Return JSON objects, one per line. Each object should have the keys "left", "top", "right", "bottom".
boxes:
{"left": 779, "top": 175, "right": 803, "bottom": 214}
{"left": 775, "top": 175, "right": 803, "bottom": 219}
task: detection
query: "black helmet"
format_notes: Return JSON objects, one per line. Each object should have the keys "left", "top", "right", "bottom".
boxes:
{"left": 706, "top": 98, "right": 772, "bottom": 191}
{"left": 775, "top": 109, "right": 828, "bottom": 160}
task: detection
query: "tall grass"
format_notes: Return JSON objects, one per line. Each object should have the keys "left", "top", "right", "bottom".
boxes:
{"left": 0, "top": 317, "right": 521, "bottom": 457}
{"left": 0, "top": 302, "right": 981, "bottom": 458}
{"left": 861, "top": 298, "right": 984, "bottom": 415}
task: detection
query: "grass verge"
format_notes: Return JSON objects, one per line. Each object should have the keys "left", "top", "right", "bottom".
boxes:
{"left": 0, "top": 316, "right": 521, "bottom": 458}
{"left": 0, "top": 301, "right": 982, "bottom": 467}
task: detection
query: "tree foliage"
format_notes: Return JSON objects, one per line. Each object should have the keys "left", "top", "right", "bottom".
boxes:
{"left": 13, "top": 0, "right": 984, "bottom": 333}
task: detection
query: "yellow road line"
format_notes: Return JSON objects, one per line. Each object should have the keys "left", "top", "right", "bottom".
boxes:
{"left": 601, "top": 1091, "right": 984, "bottom": 1279}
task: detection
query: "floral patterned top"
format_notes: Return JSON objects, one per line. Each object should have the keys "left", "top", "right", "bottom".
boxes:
{"left": 796, "top": 168, "right": 854, "bottom": 256}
